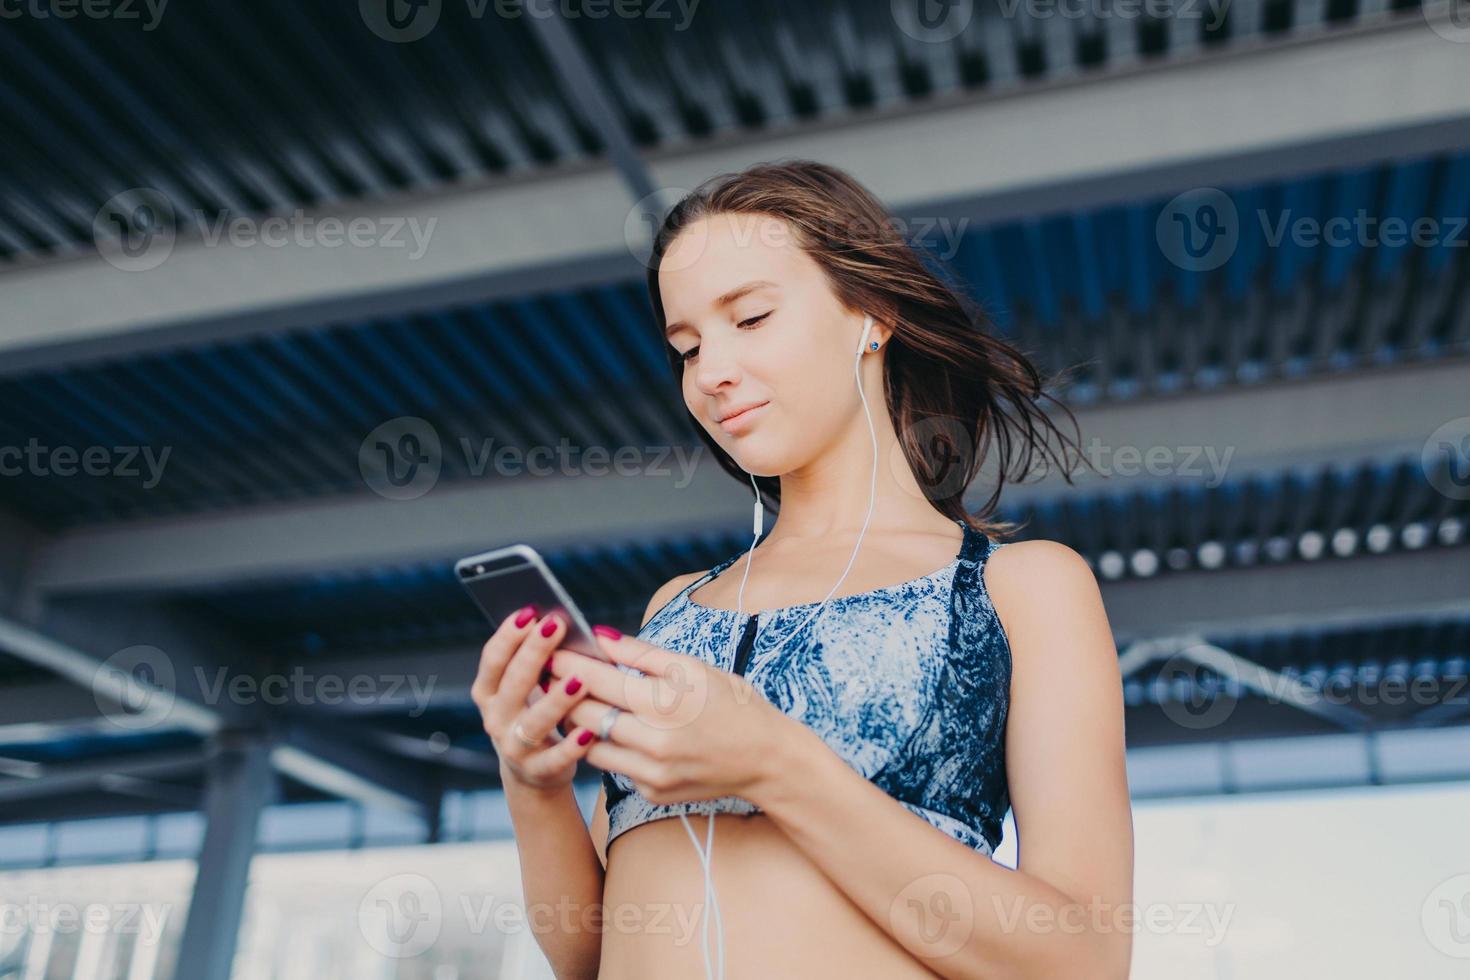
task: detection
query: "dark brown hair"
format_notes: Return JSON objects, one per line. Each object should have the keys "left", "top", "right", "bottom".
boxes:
{"left": 644, "top": 159, "right": 1088, "bottom": 539}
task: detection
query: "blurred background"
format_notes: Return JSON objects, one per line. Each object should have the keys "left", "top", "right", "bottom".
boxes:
{"left": 1, "top": 0, "right": 1469, "bottom": 977}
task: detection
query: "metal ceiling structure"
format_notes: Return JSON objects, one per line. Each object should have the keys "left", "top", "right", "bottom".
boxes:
{"left": 1, "top": 0, "right": 1468, "bottom": 974}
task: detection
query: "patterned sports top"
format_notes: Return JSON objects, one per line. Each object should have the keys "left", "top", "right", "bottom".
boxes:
{"left": 602, "top": 518, "right": 1012, "bottom": 856}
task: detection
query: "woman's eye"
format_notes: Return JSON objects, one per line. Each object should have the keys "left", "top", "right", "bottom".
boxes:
{"left": 678, "top": 312, "right": 772, "bottom": 363}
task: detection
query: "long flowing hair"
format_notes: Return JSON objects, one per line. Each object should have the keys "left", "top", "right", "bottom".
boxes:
{"left": 643, "top": 159, "right": 1090, "bottom": 538}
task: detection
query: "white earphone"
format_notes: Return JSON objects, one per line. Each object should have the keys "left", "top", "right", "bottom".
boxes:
{"left": 680, "top": 313, "right": 883, "bottom": 980}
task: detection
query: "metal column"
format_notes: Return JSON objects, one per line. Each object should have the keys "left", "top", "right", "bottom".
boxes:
{"left": 175, "top": 731, "right": 277, "bottom": 980}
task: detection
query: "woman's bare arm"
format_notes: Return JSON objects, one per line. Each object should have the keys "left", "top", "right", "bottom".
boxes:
{"left": 747, "top": 540, "right": 1135, "bottom": 980}
{"left": 506, "top": 570, "right": 703, "bottom": 979}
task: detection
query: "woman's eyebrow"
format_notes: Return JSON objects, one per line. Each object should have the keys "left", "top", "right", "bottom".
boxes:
{"left": 664, "top": 279, "right": 779, "bottom": 337}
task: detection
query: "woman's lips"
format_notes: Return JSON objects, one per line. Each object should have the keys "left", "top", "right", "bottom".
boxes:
{"left": 719, "top": 401, "right": 768, "bottom": 435}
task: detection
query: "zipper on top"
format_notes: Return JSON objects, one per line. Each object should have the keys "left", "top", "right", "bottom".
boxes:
{"left": 731, "top": 613, "right": 758, "bottom": 676}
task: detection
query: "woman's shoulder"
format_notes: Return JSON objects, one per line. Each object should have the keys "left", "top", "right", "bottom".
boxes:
{"left": 979, "top": 537, "right": 1101, "bottom": 626}
{"left": 639, "top": 567, "right": 713, "bottom": 629}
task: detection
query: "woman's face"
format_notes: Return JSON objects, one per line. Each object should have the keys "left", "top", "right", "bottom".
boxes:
{"left": 659, "top": 212, "right": 873, "bottom": 476}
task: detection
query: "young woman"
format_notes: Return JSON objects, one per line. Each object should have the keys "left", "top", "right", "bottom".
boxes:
{"left": 471, "top": 161, "right": 1134, "bottom": 980}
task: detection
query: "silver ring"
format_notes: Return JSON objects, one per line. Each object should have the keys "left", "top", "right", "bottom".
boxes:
{"left": 511, "top": 721, "right": 540, "bottom": 748}
{"left": 596, "top": 706, "right": 622, "bottom": 742}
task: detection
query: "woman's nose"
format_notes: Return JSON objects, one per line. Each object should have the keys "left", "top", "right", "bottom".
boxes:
{"left": 691, "top": 343, "right": 741, "bottom": 393}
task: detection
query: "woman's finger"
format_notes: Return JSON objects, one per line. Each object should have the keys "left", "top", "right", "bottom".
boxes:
{"left": 548, "top": 646, "right": 716, "bottom": 735}
{"left": 510, "top": 670, "right": 594, "bottom": 747}
{"left": 494, "top": 610, "right": 569, "bottom": 715}
{"left": 470, "top": 604, "right": 539, "bottom": 705}
{"left": 519, "top": 722, "right": 602, "bottom": 783}
{"left": 559, "top": 697, "right": 662, "bottom": 755}
{"left": 590, "top": 629, "right": 690, "bottom": 679}
{"left": 544, "top": 650, "right": 641, "bottom": 710}
{"left": 582, "top": 737, "right": 663, "bottom": 783}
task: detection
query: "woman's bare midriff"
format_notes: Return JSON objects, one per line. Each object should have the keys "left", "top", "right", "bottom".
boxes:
{"left": 597, "top": 811, "right": 943, "bottom": 980}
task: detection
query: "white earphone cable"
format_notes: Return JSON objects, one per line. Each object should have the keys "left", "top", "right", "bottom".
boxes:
{"left": 677, "top": 313, "right": 881, "bottom": 980}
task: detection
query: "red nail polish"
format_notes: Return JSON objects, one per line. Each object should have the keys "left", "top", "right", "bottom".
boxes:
{"left": 565, "top": 677, "right": 581, "bottom": 695}
{"left": 593, "top": 624, "right": 621, "bottom": 641}
{"left": 539, "top": 615, "right": 560, "bottom": 638}
{"left": 577, "top": 729, "right": 594, "bottom": 745}
{"left": 514, "top": 605, "right": 536, "bottom": 628}
{"left": 539, "top": 679, "right": 549, "bottom": 691}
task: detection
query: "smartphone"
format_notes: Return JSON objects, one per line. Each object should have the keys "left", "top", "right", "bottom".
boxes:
{"left": 455, "top": 543, "right": 610, "bottom": 714}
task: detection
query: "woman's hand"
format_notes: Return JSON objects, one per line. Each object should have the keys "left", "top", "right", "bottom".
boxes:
{"left": 470, "top": 605, "right": 603, "bottom": 793}
{"left": 546, "top": 626, "right": 804, "bottom": 806}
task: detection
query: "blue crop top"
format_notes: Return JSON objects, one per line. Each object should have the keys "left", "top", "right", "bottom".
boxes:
{"left": 601, "top": 518, "right": 1012, "bottom": 856}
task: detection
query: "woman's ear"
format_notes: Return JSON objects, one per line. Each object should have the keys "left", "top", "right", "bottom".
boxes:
{"left": 862, "top": 313, "right": 893, "bottom": 352}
